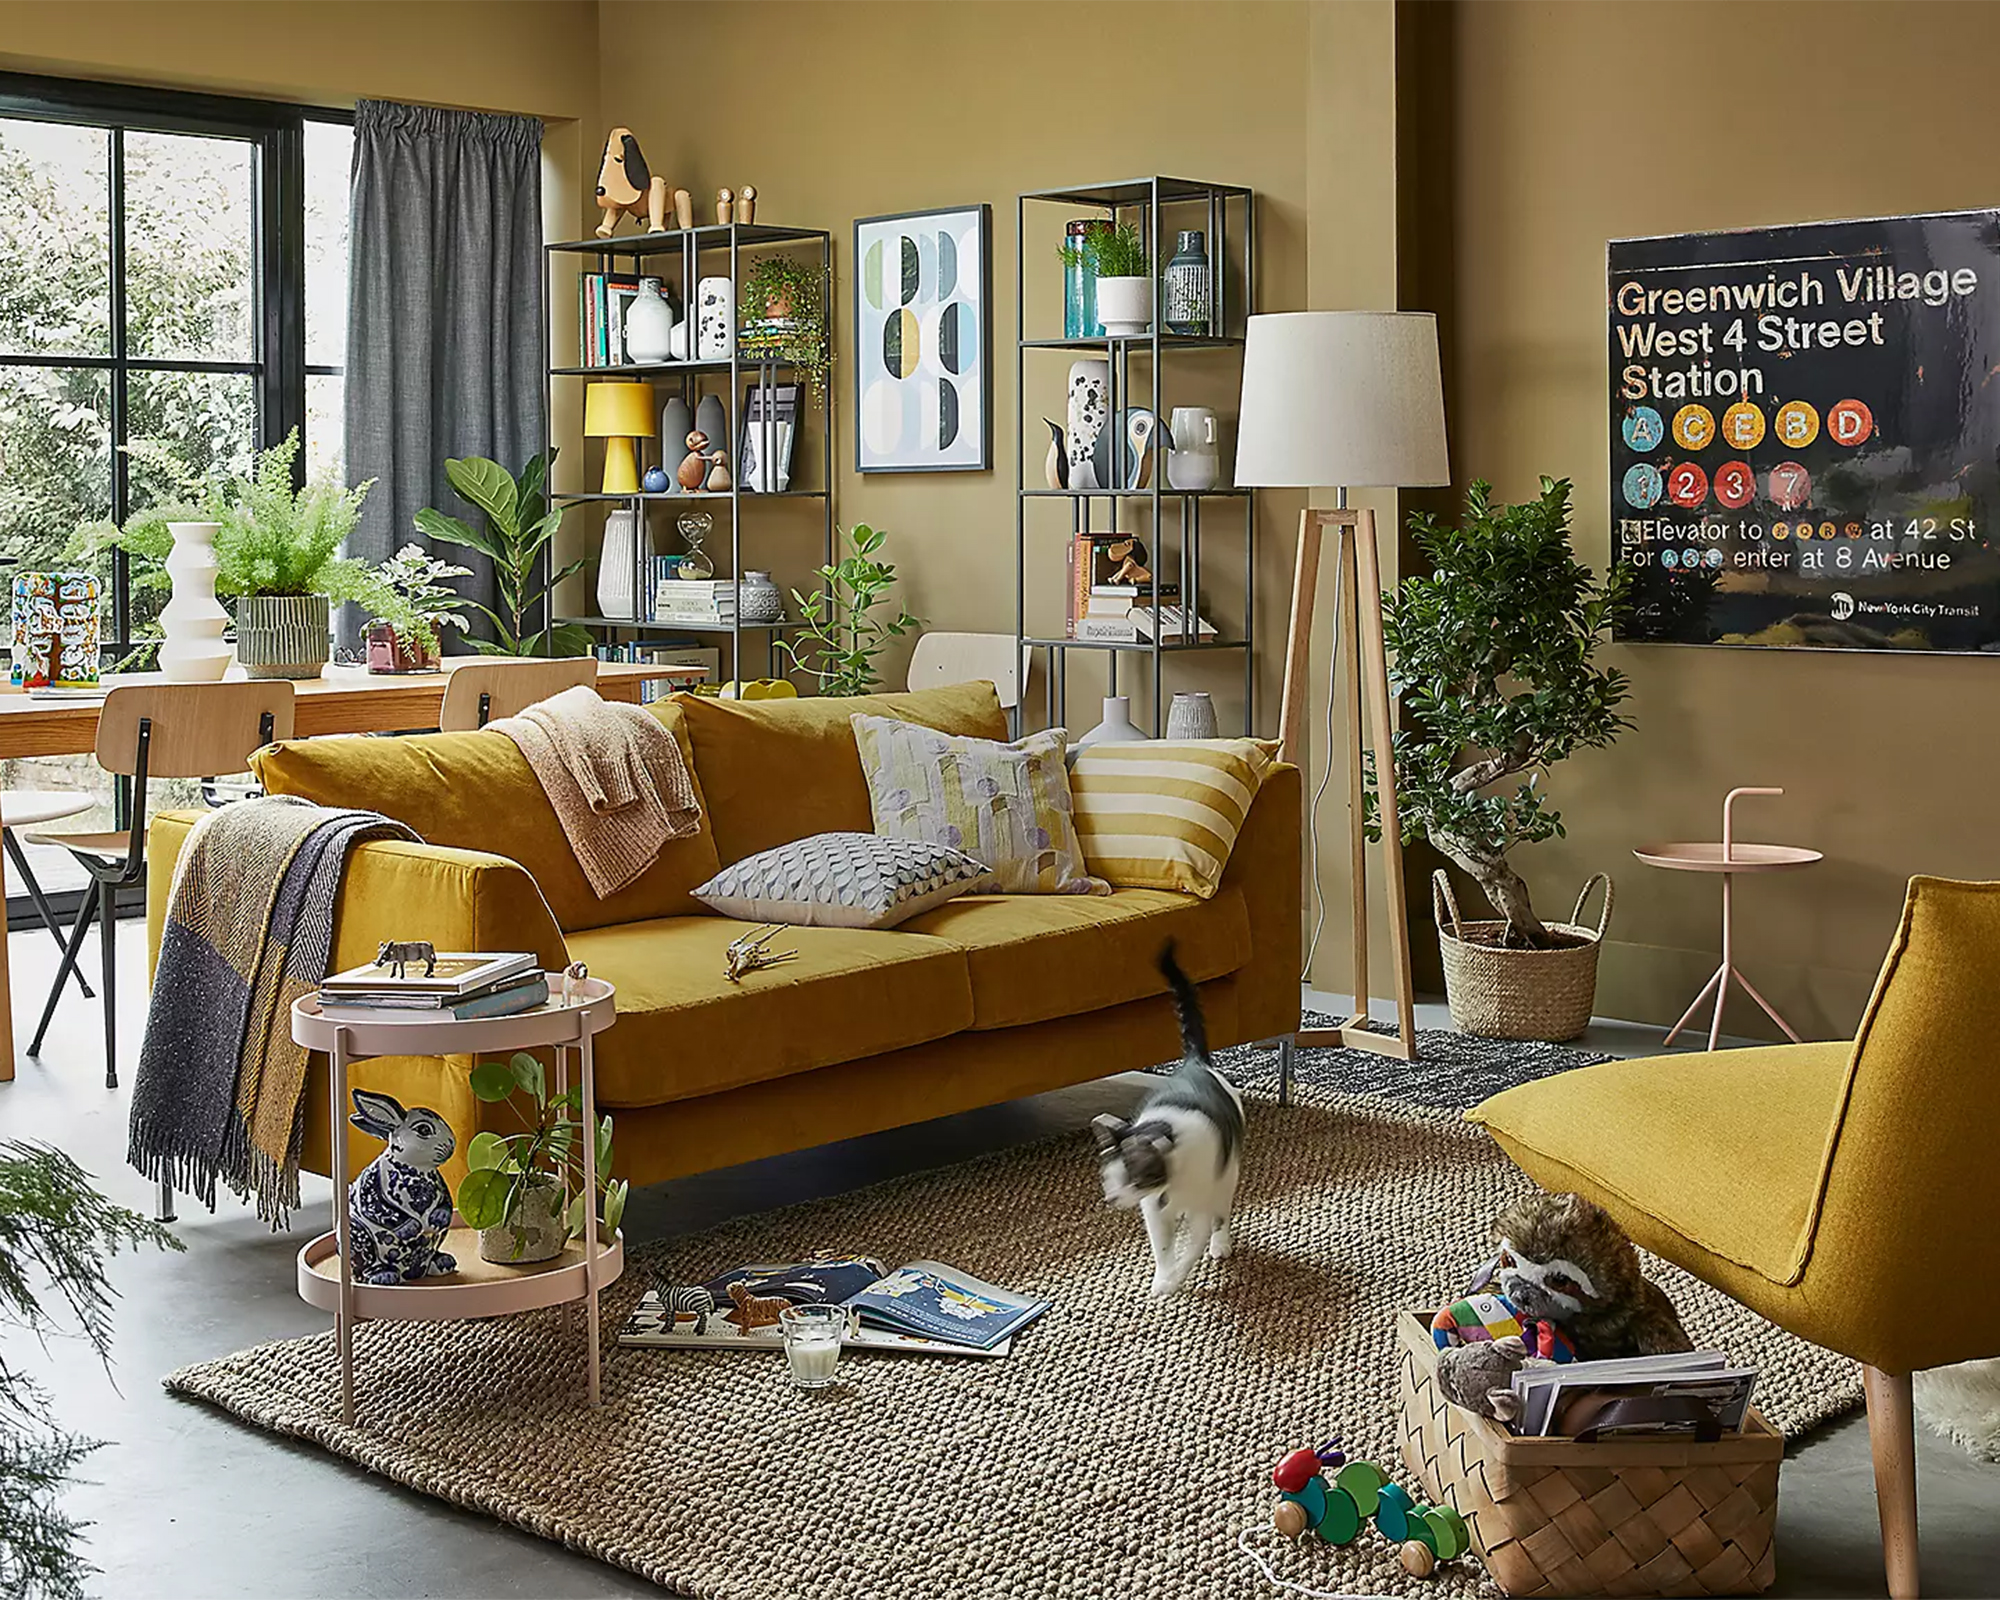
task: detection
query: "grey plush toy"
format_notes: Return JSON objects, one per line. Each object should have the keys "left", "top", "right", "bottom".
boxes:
{"left": 1437, "top": 1335, "right": 1533, "bottom": 1422}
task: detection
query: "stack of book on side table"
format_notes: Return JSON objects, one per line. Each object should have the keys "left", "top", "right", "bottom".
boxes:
{"left": 317, "top": 951, "right": 547, "bottom": 1022}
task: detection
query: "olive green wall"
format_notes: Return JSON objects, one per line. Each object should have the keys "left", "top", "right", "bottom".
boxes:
{"left": 1450, "top": 0, "right": 2000, "bottom": 1036}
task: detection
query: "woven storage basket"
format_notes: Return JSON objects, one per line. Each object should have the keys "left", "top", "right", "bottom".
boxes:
{"left": 1433, "top": 870, "right": 1612, "bottom": 1042}
{"left": 1395, "top": 1312, "right": 1780, "bottom": 1597}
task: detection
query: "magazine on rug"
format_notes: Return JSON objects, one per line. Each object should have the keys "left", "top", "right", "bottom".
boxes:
{"left": 617, "top": 1256, "right": 1048, "bottom": 1358}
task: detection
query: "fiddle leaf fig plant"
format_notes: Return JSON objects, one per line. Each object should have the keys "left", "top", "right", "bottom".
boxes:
{"left": 777, "top": 522, "right": 920, "bottom": 697}
{"left": 458, "top": 1052, "right": 627, "bottom": 1261}
{"left": 1366, "top": 476, "right": 1633, "bottom": 949}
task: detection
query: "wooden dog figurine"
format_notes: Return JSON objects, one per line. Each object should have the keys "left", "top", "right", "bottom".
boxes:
{"left": 595, "top": 126, "right": 668, "bottom": 238}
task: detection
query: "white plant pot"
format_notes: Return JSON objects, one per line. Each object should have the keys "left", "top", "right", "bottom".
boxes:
{"left": 159, "top": 522, "right": 233, "bottom": 682}
{"left": 595, "top": 508, "right": 644, "bottom": 620}
{"left": 1096, "top": 276, "right": 1154, "bottom": 337}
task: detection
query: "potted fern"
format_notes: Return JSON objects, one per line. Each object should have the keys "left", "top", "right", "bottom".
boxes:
{"left": 1369, "top": 476, "right": 1633, "bottom": 1041}
{"left": 776, "top": 522, "right": 919, "bottom": 696}
{"left": 1059, "top": 220, "right": 1151, "bottom": 337}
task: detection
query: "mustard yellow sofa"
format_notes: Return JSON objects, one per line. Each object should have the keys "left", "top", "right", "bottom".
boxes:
{"left": 146, "top": 682, "right": 1303, "bottom": 1189}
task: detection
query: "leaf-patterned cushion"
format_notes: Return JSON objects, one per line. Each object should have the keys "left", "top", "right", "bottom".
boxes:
{"left": 692, "top": 832, "right": 990, "bottom": 929}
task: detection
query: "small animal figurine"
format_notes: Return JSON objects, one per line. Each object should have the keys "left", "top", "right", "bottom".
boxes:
{"left": 1481, "top": 1191, "right": 1693, "bottom": 1359}
{"left": 1104, "top": 536, "right": 1151, "bottom": 587}
{"left": 727, "top": 1279, "right": 790, "bottom": 1329}
{"left": 704, "top": 451, "right": 732, "bottom": 494}
{"left": 734, "top": 185, "right": 757, "bottom": 224}
{"left": 715, "top": 187, "right": 735, "bottom": 225}
{"left": 677, "top": 429, "right": 712, "bottom": 491}
{"left": 1436, "top": 1335, "right": 1533, "bottom": 1423}
{"left": 561, "top": 960, "right": 590, "bottom": 1005}
{"left": 642, "top": 465, "right": 670, "bottom": 494}
{"left": 594, "top": 126, "right": 669, "bottom": 238}
{"left": 660, "top": 1284, "right": 718, "bottom": 1335}
{"left": 1122, "top": 409, "right": 1161, "bottom": 489}
{"left": 1268, "top": 1438, "right": 1467, "bottom": 1574}
{"left": 673, "top": 187, "right": 694, "bottom": 230}
{"left": 724, "top": 922, "right": 799, "bottom": 984}
{"left": 376, "top": 938, "right": 437, "bottom": 979}
{"left": 1041, "top": 419, "right": 1069, "bottom": 489}
{"left": 346, "top": 1090, "right": 457, "bottom": 1286}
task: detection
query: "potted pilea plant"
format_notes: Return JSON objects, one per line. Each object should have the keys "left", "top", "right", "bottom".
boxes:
{"left": 113, "top": 430, "right": 397, "bottom": 679}
{"left": 739, "top": 253, "right": 830, "bottom": 398}
{"left": 365, "top": 544, "right": 473, "bottom": 673}
{"left": 1367, "top": 476, "right": 1634, "bottom": 1042}
{"left": 1059, "top": 219, "right": 1151, "bottom": 336}
{"left": 457, "top": 1052, "right": 629, "bottom": 1264}
{"left": 414, "top": 452, "right": 593, "bottom": 658}
{"left": 776, "top": 522, "right": 919, "bottom": 697}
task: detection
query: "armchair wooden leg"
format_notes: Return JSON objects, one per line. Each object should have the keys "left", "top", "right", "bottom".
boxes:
{"left": 1864, "top": 1364, "right": 1919, "bottom": 1600}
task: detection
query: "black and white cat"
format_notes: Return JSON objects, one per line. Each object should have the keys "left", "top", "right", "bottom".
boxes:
{"left": 1092, "top": 941, "right": 1245, "bottom": 1298}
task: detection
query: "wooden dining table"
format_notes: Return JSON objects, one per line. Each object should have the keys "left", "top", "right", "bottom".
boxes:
{"left": 0, "top": 658, "right": 708, "bottom": 1082}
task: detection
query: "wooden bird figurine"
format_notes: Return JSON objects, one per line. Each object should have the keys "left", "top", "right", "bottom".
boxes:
{"left": 704, "top": 452, "right": 732, "bottom": 494}
{"left": 716, "top": 187, "right": 735, "bottom": 225}
{"left": 734, "top": 185, "right": 757, "bottom": 225}
{"left": 673, "top": 187, "right": 694, "bottom": 230}
{"left": 1042, "top": 419, "right": 1069, "bottom": 490}
{"left": 677, "top": 429, "right": 711, "bottom": 492}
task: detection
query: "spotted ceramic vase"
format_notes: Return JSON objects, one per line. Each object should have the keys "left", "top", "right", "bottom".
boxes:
{"left": 1066, "top": 359, "right": 1110, "bottom": 491}
{"left": 235, "top": 594, "right": 329, "bottom": 680}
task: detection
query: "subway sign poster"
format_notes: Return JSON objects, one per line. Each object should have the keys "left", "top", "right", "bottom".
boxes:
{"left": 1609, "top": 210, "right": 2000, "bottom": 652}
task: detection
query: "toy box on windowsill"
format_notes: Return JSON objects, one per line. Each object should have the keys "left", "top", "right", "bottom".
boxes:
{"left": 1395, "top": 1310, "right": 1781, "bottom": 1597}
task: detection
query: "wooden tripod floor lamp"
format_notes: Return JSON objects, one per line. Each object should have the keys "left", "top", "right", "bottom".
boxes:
{"left": 1233, "top": 312, "right": 1451, "bottom": 1062}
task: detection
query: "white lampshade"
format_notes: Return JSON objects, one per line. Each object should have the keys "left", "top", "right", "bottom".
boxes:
{"left": 1233, "top": 311, "right": 1449, "bottom": 489}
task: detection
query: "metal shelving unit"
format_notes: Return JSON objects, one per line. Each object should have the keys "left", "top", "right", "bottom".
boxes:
{"left": 543, "top": 223, "right": 833, "bottom": 685}
{"left": 1015, "top": 177, "right": 1257, "bottom": 737}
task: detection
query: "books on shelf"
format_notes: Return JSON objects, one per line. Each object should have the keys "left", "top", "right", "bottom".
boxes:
{"left": 577, "top": 272, "right": 648, "bottom": 367}
{"left": 1131, "top": 603, "right": 1219, "bottom": 642}
{"left": 317, "top": 952, "right": 546, "bottom": 1019}
{"left": 617, "top": 1256, "right": 1049, "bottom": 1358}
{"left": 592, "top": 641, "right": 718, "bottom": 702}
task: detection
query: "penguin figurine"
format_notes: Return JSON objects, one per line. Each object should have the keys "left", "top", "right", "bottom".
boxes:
{"left": 1042, "top": 419, "right": 1070, "bottom": 490}
{"left": 704, "top": 451, "right": 733, "bottom": 493}
{"left": 677, "top": 430, "right": 711, "bottom": 492}
{"left": 1122, "top": 410, "right": 1166, "bottom": 489}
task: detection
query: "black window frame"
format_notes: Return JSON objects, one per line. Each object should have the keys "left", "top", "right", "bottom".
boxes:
{"left": 0, "top": 70, "right": 353, "bottom": 655}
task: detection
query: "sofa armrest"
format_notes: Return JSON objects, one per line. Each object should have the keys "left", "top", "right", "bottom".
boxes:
{"left": 1218, "top": 761, "right": 1304, "bottom": 1041}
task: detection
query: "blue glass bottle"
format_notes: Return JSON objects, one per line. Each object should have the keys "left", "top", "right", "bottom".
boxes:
{"left": 1064, "top": 219, "right": 1101, "bottom": 339}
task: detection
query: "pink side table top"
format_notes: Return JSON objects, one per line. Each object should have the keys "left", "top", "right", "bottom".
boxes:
{"left": 1632, "top": 841, "right": 1823, "bottom": 873}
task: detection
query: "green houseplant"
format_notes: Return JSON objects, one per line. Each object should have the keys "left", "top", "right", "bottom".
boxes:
{"left": 365, "top": 544, "right": 473, "bottom": 673}
{"left": 1368, "top": 477, "right": 1632, "bottom": 1036}
{"left": 739, "top": 254, "right": 830, "bottom": 398}
{"left": 1058, "top": 220, "right": 1151, "bottom": 336}
{"left": 2, "top": 1141, "right": 181, "bottom": 1599}
{"left": 777, "top": 522, "right": 919, "bottom": 697}
{"left": 414, "top": 452, "right": 592, "bottom": 659}
{"left": 456, "top": 1052, "right": 628, "bottom": 1264}
{"left": 111, "top": 429, "right": 396, "bottom": 679}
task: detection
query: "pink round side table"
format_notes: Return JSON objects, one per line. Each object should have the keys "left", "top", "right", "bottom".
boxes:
{"left": 1634, "top": 787, "right": 1821, "bottom": 1052}
{"left": 290, "top": 975, "right": 620, "bottom": 1425}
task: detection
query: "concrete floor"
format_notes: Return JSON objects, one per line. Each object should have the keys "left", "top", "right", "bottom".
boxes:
{"left": 5, "top": 920, "right": 1995, "bottom": 1599}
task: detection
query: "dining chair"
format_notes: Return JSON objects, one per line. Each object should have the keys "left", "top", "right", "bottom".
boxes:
{"left": 1468, "top": 875, "right": 2000, "bottom": 1600}
{"left": 25, "top": 681, "right": 297, "bottom": 1089}
{"left": 2, "top": 790, "right": 99, "bottom": 1005}
{"left": 437, "top": 656, "right": 599, "bottom": 731}
{"left": 906, "top": 631, "right": 1027, "bottom": 709}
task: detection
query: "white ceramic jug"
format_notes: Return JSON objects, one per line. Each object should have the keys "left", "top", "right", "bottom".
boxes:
{"left": 1166, "top": 406, "right": 1222, "bottom": 491}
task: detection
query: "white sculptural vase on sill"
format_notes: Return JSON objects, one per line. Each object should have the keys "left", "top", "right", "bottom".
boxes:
{"left": 159, "top": 521, "right": 233, "bottom": 682}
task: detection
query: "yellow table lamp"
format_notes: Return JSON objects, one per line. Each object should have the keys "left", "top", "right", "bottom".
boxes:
{"left": 584, "top": 381, "right": 655, "bottom": 494}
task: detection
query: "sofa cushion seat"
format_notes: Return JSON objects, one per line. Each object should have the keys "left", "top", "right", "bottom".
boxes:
{"left": 1469, "top": 1040, "right": 1852, "bottom": 1287}
{"left": 566, "top": 915, "right": 974, "bottom": 1107}
{"left": 898, "top": 886, "right": 1251, "bottom": 1030}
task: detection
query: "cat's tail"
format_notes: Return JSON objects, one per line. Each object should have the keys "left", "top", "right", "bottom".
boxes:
{"left": 1156, "top": 939, "right": 1208, "bottom": 1061}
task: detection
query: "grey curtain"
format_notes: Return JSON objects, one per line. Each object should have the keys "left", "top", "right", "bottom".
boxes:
{"left": 343, "top": 99, "right": 545, "bottom": 648}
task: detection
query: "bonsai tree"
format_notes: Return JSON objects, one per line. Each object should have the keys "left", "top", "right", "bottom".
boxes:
{"left": 777, "top": 522, "right": 919, "bottom": 697}
{"left": 414, "top": 452, "right": 592, "bottom": 658}
{"left": 1369, "top": 477, "right": 1633, "bottom": 948}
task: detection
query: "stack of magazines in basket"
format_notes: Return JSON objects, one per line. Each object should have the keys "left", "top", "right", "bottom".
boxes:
{"left": 620, "top": 1256, "right": 1050, "bottom": 1359}
{"left": 1510, "top": 1350, "right": 1760, "bottom": 1439}
{"left": 317, "top": 951, "right": 547, "bottom": 1022}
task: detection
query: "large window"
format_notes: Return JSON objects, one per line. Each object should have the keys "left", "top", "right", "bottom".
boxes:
{"left": 0, "top": 75, "right": 352, "bottom": 906}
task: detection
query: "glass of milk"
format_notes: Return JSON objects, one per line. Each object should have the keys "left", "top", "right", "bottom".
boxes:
{"left": 778, "top": 1303, "right": 845, "bottom": 1389}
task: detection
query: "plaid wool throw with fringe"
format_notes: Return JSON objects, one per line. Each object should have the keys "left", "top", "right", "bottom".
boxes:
{"left": 128, "top": 796, "right": 416, "bottom": 1226}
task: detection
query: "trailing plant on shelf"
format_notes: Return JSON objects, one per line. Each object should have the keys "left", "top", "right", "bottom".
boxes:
{"left": 367, "top": 544, "right": 473, "bottom": 663}
{"left": 739, "top": 253, "right": 830, "bottom": 399}
{"left": 1056, "top": 218, "right": 1149, "bottom": 280}
{"left": 777, "top": 522, "right": 920, "bottom": 697}
{"left": 1, "top": 1141, "right": 182, "bottom": 1599}
{"left": 456, "top": 1053, "right": 629, "bottom": 1264}
{"left": 414, "top": 452, "right": 593, "bottom": 658}
{"left": 1365, "top": 476, "right": 1633, "bottom": 949}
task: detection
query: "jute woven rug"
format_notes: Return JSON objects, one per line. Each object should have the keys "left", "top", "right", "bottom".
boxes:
{"left": 168, "top": 1042, "right": 1863, "bottom": 1599}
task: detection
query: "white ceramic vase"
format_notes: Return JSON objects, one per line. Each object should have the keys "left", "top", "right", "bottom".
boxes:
{"left": 1166, "top": 405, "right": 1222, "bottom": 490}
{"left": 1166, "top": 691, "right": 1219, "bottom": 740}
{"left": 623, "top": 276, "right": 677, "bottom": 365}
{"left": 1074, "top": 695, "right": 1151, "bottom": 755}
{"left": 1096, "top": 276, "right": 1154, "bottom": 337}
{"left": 159, "top": 521, "right": 232, "bottom": 682}
{"left": 1066, "top": 359, "right": 1110, "bottom": 491}
{"left": 596, "top": 508, "right": 644, "bottom": 619}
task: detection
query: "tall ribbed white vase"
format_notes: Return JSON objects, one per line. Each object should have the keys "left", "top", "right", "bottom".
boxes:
{"left": 159, "top": 521, "right": 232, "bottom": 682}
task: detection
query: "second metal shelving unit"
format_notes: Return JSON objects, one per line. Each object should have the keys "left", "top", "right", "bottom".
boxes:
{"left": 1015, "top": 177, "right": 1256, "bottom": 737}
{"left": 544, "top": 223, "right": 834, "bottom": 683}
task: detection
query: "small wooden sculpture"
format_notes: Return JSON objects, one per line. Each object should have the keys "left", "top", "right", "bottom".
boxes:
{"left": 677, "top": 429, "right": 712, "bottom": 491}
{"left": 733, "top": 184, "right": 757, "bottom": 224}
{"left": 727, "top": 1279, "right": 790, "bottom": 1329}
{"left": 673, "top": 187, "right": 694, "bottom": 230}
{"left": 594, "top": 126, "right": 669, "bottom": 238}
{"left": 704, "top": 451, "right": 732, "bottom": 494}
{"left": 1105, "top": 536, "right": 1151, "bottom": 586}
{"left": 724, "top": 923, "right": 798, "bottom": 984}
{"left": 715, "top": 187, "right": 735, "bottom": 225}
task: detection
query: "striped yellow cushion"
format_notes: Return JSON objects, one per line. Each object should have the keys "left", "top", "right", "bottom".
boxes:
{"left": 1069, "top": 738, "right": 1281, "bottom": 897}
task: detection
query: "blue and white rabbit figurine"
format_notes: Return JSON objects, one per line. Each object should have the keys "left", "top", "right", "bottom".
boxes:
{"left": 347, "top": 1089, "right": 458, "bottom": 1285}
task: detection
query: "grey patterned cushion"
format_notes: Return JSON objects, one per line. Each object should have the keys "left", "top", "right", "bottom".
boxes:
{"left": 692, "top": 832, "right": 990, "bottom": 930}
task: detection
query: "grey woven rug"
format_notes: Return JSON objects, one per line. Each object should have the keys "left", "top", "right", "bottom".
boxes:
{"left": 167, "top": 1040, "right": 1862, "bottom": 1600}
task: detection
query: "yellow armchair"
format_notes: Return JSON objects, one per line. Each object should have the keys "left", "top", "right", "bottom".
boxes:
{"left": 1469, "top": 876, "right": 2000, "bottom": 1600}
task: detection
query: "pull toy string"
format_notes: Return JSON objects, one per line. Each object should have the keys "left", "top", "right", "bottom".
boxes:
{"left": 1236, "top": 1527, "right": 1397, "bottom": 1600}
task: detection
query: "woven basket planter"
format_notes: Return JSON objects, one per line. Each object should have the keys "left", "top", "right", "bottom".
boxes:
{"left": 236, "top": 594, "right": 330, "bottom": 681}
{"left": 1395, "top": 1313, "right": 1779, "bottom": 1596}
{"left": 1434, "top": 870, "right": 1612, "bottom": 1042}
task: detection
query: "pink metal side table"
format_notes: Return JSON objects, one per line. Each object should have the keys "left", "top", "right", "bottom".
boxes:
{"left": 1633, "top": 788, "right": 1822, "bottom": 1052}
{"left": 290, "top": 975, "right": 621, "bottom": 1425}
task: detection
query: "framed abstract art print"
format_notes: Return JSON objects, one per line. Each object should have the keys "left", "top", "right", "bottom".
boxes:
{"left": 853, "top": 203, "right": 991, "bottom": 472}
